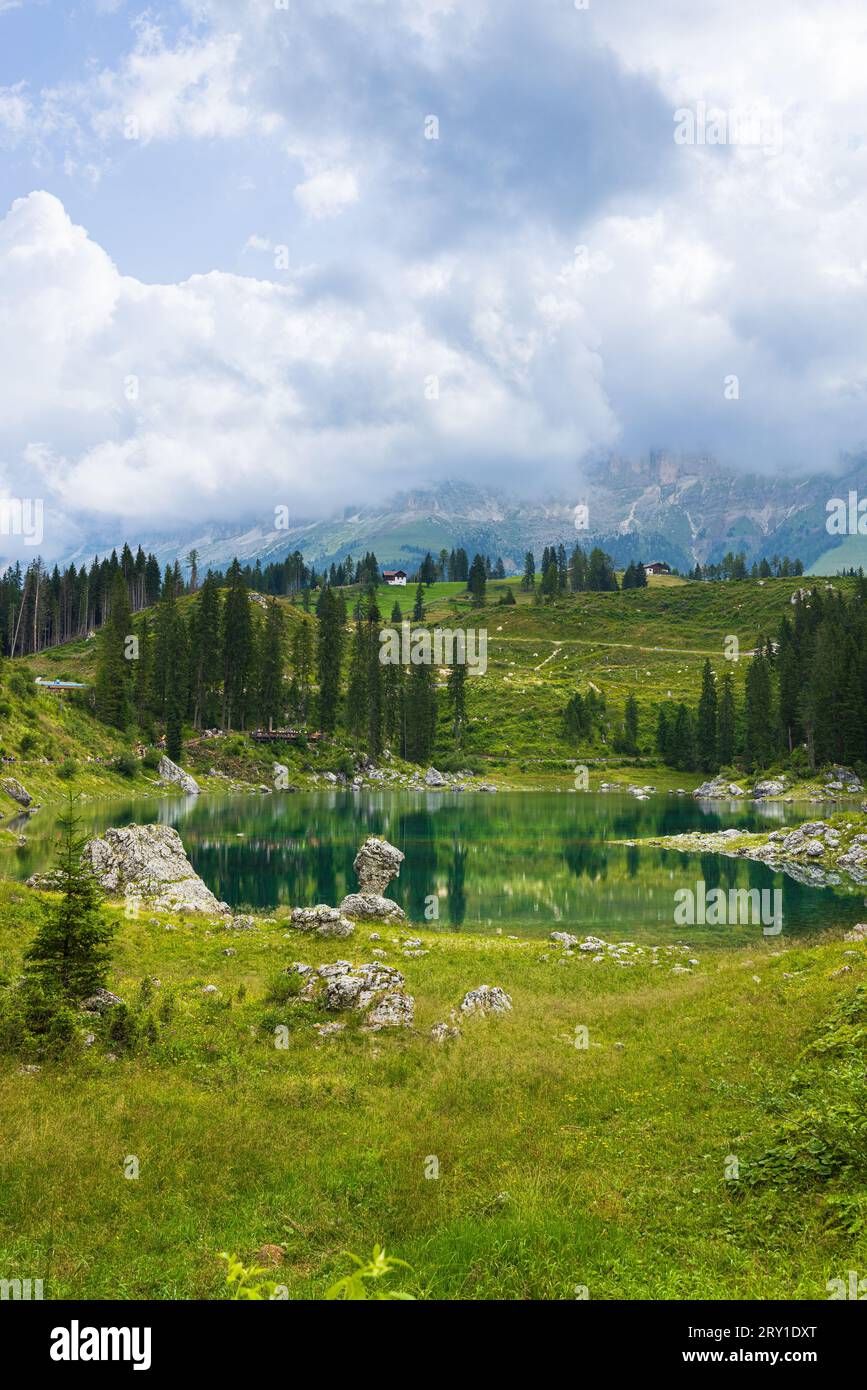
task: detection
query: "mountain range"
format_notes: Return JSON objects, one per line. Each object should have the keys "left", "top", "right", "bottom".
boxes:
{"left": 65, "top": 453, "right": 867, "bottom": 578}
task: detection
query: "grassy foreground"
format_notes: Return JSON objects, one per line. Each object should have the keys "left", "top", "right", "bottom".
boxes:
{"left": 0, "top": 878, "right": 864, "bottom": 1300}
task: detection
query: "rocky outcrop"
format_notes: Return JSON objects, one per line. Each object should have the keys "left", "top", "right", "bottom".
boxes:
{"left": 290, "top": 904, "right": 354, "bottom": 938}
{"left": 80, "top": 989, "right": 124, "bottom": 1013}
{"left": 340, "top": 836, "right": 406, "bottom": 922}
{"left": 339, "top": 892, "right": 406, "bottom": 922}
{"left": 353, "top": 837, "right": 405, "bottom": 894}
{"left": 693, "top": 778, "right": 745, "bottom": 799}
{"left": 2, "top": 776, "right": 32, "bottom": 807}
{"left": 637, "top": 818, "right": 867, "bottom": 889}
{"left": 460, "top": 985, "right": 513, "bottom": 1017}
{"left": 158, "top": 756, "right": 201, "bottom": 795}
{"left": 82, "top": 824, "right": 229, "bottom": 915}
{"left": 424, "top": 767, "right": 447, "bottom": 787}
{"left": 284, "top": 959, "right": 414, "bottom": 1030}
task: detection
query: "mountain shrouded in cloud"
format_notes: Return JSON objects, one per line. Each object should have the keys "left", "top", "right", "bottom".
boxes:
{"left": 2, "top": 0, "right": 867, "bottom": 562}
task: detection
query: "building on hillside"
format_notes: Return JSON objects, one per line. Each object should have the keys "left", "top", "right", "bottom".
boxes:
{"left": 382, "top": 569, "right": 407, "bottom": 586}
{"left": 34, "top": 677, "right": 88, "bottom": 694}
{"left": 643, "top": 561, "right": 671, "bottom": 576}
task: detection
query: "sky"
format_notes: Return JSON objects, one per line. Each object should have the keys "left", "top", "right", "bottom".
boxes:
{"left": 2, "top": 0, "right": 867, "bottom": 560}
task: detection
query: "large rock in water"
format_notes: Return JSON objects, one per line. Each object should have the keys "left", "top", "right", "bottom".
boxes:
{"left": 158, "top": 756, "right": 200, "bottom": 795}
{"left": 2, "top": 776, "right": 32, "bottom": 807}
{"left": 353, "top": 836, "right": 404, "bottom": 893}
{"left": 82, "top": 824, "right": 228, "bottom": 915}
{"left": 340, "top": 836, "right": 406, "bottom": 922}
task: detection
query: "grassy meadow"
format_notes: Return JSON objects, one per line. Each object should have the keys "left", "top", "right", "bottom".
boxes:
{"left": 0, "top": 879, "right": 864, "bottom": 1299}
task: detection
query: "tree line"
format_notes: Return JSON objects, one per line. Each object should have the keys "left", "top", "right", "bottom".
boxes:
{"left": 654, "top": 581, "right": 867, "bottom": 773}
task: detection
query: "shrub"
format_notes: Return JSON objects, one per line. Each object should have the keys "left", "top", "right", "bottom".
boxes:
{"left": 142, "top": 748, "right": 161, "bottom": 771}
{"left": 57, "top": 758, "right": 78, "bottom": 781}
{"left": 264, "top": 971, "right": 304, "bottom": 1004}
{"left": 113, "top": 751, "right": 139, "bottom": 778}
{"left": 0, "top": 978, "right": 82, "bottom": 1061}
{"left": 19, "top": 732, "right": 37, "bottom": 755}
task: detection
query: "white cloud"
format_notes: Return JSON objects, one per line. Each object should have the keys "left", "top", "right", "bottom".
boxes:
{"left": 293, "top": 168, "right": 359, "bottom": 220}
{"left": 0, "top": 192, "right": 615, "bottom": 552}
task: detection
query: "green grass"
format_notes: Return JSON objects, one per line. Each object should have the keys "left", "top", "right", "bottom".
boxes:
{"left": 5, "top": 573, "right": 854, "bottom": 807}
{"left": 0, "top": 878, "right": 864, "bottom": 1299}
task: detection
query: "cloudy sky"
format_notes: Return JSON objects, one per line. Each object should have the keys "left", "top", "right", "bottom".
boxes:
{"left": 2, "top": 0, "right": 867, "bottom": 559}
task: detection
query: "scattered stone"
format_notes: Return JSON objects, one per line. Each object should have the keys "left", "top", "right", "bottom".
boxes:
{"left": 424, "top": 767, "right": 447, "bottom": 787}
{"left": 313, "top": 1022, "right": 346, "bottom": 1038}
{"left": 202, "top": 984, "right": 218, "bottom": 995}
{"left": 80, "top": 988, "right": 124, "bottom": 1014}
{"left": 431, "top": 1021, "right": 461, "bottom": 1043}
{"left": 550, "top": 931, "right": 579, "bottom": 948}
{"left": 290, "top": 904, "right": 354, "bottom": 938}
{"left": 460, "top": 985, "right": 513, "bottom": 1016}
{"left": 157, "top": 755, "right": 201, "bottom": 796}
{"left": 844, "top": 923, "right": 867, "bottom": 942}
{"left": 339, "top": 892, "right": 405, "bottom": 923}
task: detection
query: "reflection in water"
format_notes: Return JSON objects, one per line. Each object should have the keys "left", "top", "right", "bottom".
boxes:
{"left": 4, "top": 790, "right": 865, "bottom": 945}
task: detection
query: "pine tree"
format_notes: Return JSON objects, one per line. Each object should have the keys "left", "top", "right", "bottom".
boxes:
{"left": 188, "top": 571, "right": 222, "bottom": 729}
{"left": 258, "top": 599, "right": 287, "bottom": 730}
{"left": 744, "top": 653, "right": 773, "bottom": 770}
{"left": 405, "top": 658, "right": 437, "bottom": 763}
{"left": 316, "top": 586, "right": 344, "bottom": 734}
{"left": 24, "top": 794, "right": 115, "bottom": 1001}
{"left": 153, "top": 567, "right": 188, "bottom": 754}
{"left": 412, "top": 584, "right": 425, "bottom": 622}
{"left": 345, "top": 609, "right": 369, "bottom": 743}
{"left": 94, "top": 570, "right": 133, "bottom": 730}
{"left": 622, "top": 693, "right": 639, "bottom": 754}
{"left": 289, "top": 621, "right": 313, "bottom": 723}
{"left": 522, "top": 552, "right": 536, "bottom": 591}
{"left": 448, "top": 661, "right": 467, "bottom": 747}
{"left": 717, "top": 671, "right": 736, "bottom": 765}
{"left": 365, "top": 588, "right": 383, "bottom": 758}
{"left": 696, "top": 659, "right": 718, "bottom": 771}
{"left": 468, "top": 554, "right": 487, "bottom": 604}
{"left": 221, "top": 560, "right": 254, "bottom": 730}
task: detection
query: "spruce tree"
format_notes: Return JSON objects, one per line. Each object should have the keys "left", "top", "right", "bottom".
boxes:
{"left": 448, "top": 661, "right": 467, "bottom": 747}
{"left": 221, "top": 560, "right": 254, "bottom": 730}
{"left": 744, "top": 653, "right": 773, "bottom": 770}
{"left": 365, "top": 588, "right": 383, "bottom": 758}
{"left": 623, "top": 693, "right": 639, "bottom": 754}
{"left": 696, "top": 659, "right": 718, "bottom": 771}
{"left": 717, "top": 671, "right": 736, "bottom": 765}
{"left": 258, "top": 599, "right": 287, "bottom": 731}
{"left": 94, "top": 569, "right": 133, "bottom": 730}
{"left": 188, "top": 571, "right": 222, "bottom": 730}
{"left": 316, "top": 586, "right": 343, "bottom": 734}
{"left": 25, "top": 794, "right": 115, "bottom": 1001}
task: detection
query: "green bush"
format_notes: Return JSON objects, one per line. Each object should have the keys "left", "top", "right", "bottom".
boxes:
{"left": 264, "top": 970, "right": 304, "bottom": 1004}
{"left": 57, "top": 757, "right": 78, "bottom": 780}
{"left": 113, "top": 751, "right": 139, "bottom": 778}
{"left": 19, "top": 732, "right": 37, "bottom": 755}
{"left": 142, "top": 748, "right": 161, "bottom": 771}
{"left": 0, "top": 978, "right": 82, "bottom": 1061}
